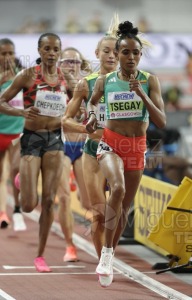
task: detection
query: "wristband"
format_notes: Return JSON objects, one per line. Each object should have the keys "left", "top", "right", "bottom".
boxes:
{"left": 89, "top": 111, "right": 97, "bottom": 118}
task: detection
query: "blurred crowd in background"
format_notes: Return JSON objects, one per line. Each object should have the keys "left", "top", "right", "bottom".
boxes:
{"left": 1, "top": 0, "right": 192, "bottom": 34}
{"left": 14, "top": 13, "right": 151, "bottom": 35}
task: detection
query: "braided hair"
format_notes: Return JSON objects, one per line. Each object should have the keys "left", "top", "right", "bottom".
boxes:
{"left": 116, "top": 21, "right": 142, "bottom": 50}
{"left": 115, "top": 21, "right": 152, "bottom": 51}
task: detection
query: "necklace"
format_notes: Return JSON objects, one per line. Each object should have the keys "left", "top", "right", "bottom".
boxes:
{"left": 119, "top": 70, "right": 138, "bottom": 81}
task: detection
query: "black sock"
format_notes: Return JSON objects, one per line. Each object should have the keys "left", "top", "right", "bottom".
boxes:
{"left": 14, "top": 206, "right": 21, "bottom": 213}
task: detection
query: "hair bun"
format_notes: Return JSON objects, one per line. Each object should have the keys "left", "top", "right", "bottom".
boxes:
{"left": 116, "top": 21, "right": 139, "bottom": 37}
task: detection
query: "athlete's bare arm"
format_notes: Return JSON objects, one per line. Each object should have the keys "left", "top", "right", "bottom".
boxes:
{"left": 86, "top": 75, "right": 105, "bottom": 134}
{"left": 62, "top": 78, "right": 89, "bottom": 133}
{"left": 0, "top": 68, "right": 40, "bottom": 119}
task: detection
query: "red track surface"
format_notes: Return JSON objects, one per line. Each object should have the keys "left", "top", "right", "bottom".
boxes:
{"left": 0, "top": 205, "right": 192, "bottom": 300}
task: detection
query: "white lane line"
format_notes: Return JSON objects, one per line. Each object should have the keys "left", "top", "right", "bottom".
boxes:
{"left": 7, "top": 200, "right": 192, "bottom": 300}
{"left": 0, "top": 272, "right": 97, "bottom": 276}
{"left": 0, "top": 272, "right": 120, "bottom": 276}
{"left": 3, "top": 265, "right": 85, "bottom": 270}
{"left": 50, "top": 214, "right": 192, "bottom": 300}
{"left": 0, "top": 289, "right": 16, "bottom": 300}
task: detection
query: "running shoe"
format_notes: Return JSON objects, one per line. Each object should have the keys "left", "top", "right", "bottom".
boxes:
{"left": 69, "top": 170, "right": 77, "bottom": 192}
{"left": 96, "top": 248, "right": 114, "bottom": 276}
{"left": 63, "top": 246, "right": 78, "bottom": 262}
{"left": 34, "top": 257, "right": 51, "bottom": 273}
{"left": 98, "top": 262, "right": 113, "bottom": 288}
{"left": 14, "top": 172, "right": 20, "bottom": 190}
{"left": 99, "top": 273, "right": 113, "bottom": 288}
{"left": 13, "top": 212, "right": 27, "bottom": 231}
{"left": 0, "top": 212, "right": 10, "bottom": 229}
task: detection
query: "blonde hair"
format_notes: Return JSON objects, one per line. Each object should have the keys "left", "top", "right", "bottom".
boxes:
{"left": 138, "top": 33, "right": 153, "bottom": 49}
{"left": 96, "top": 12, "right": 119, "bottom": 50}
{"left": 106, "top": 12, "right": 119, "bottom": 38}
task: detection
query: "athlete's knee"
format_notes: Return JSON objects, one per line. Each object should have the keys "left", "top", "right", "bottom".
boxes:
{"left": 91, "top": 203, "right": 105, "bottom": 223}
{"left": 78, "top": 192, "right": 91, "bottom": 210}
{"left": 81, "top": 201, "right": 91, "bottom": 211}
{"left": 10, "top": 163, "right": 19, "bottom": 178}
{"left": 91, "top": 214, "right": 105, "bottom": 233}
{"left": 58, "top": 192, "right": 70, "bottom": 208}
{"left": 110, "top": 182, "right": 125, "bottom": 199}
{"left": 21, "top": 196, "right": 38, "bottom": 212}
{"left": 41, "top": 195, "right": 56, "bottom": 213}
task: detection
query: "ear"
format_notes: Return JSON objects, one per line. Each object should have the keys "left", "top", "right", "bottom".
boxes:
{"left": 95, "top": 49, "right": 99, "bottom": 59}
{"left": 38, "top": 47, "right": 40, "bottom": 55}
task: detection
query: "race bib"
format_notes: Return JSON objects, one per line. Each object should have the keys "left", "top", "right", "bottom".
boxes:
{"left": 97, "top": 140, "right": 113, "bottom": 156}
{"left": 34, "top": 90, "right": 67, "bottom": 117}
{"left": 96, "top": 103, "right": 106, "bottom": 128}
{"left": 108, "top": 91, "right": 143, "bottom": 119}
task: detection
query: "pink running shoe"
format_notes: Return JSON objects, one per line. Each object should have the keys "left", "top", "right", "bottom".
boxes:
{"left": 69, "top": 170, "right": 77, "bottom": 192}
{"left": 34, "top": 257, "right": 51, "bottom": 273}
{"left": 0, "top": 212, "right": 10, "bottom": 229}
{"left": 63, "top": 246, "right": 78, "bottom": 262}
{"left": 14, "top": 173, "right": 20, "bottom": 190}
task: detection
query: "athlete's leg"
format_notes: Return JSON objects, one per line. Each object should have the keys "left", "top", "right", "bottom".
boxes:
{"left": 57, "top": 155, "right": 75, "bottom": 248}
{"left": 8, "top": 142, "right": 21, "bottom": 208}
{"left": 37, "top": 150, "right": 64, "bottom": 257}
{"left": 98, "top": 152, "right": 125, "bottom": 248}
{"left": 73, "top": 156, "right": 91, "bottom": 210}
{"left": 8, "top": 142, "right": 27, "bottom": 230}
{"left": 82, "top": 152, "right": 106, "bottom": 258}
{"left": 95, "top": 152, "right": 129, "bottom": 283}
{"left": 0, "top": 152, "right": 10, "bottom": 227}
{"left": 113, "top": 169, "right": 143, "bottom": 249}
{"left": 0, "top": 151, "right": 7, "bottom": 212}
{"left": 19, "top": 155, "right": 41, "bottom": 212}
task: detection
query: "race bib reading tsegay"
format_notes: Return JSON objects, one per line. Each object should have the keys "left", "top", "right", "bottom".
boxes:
{"left": 108, "top": 91, "right": 143, "bottom": 119}
{"left": 34, "top": 90, "right": 67, "bottom": 117}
